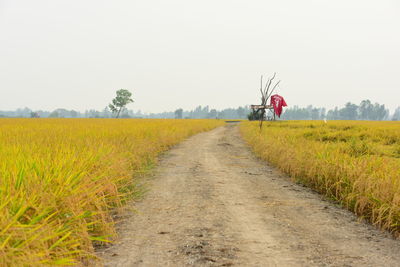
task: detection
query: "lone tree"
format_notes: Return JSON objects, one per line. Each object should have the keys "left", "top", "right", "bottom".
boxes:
{"left": 250, "top": 73, "right": 281, "bottom": 129}
{"left": 109, "top": 89, "right": 134, "bottom": 118}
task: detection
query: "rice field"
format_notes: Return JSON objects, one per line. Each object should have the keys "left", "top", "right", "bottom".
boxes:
{"left": 240, "top": 120, "right": 400, "bottom": 237}
{"left": 0, "top": 118, "right": 223, "bottom": 266}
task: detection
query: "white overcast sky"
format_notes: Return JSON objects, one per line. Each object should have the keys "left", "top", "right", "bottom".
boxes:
{"left": 0, "top": 0, "right": 399, "bottom": 113}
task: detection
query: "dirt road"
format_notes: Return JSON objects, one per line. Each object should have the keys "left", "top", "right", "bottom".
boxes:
{"left": 100, "top": 124, "right": 400, "bottom": 266}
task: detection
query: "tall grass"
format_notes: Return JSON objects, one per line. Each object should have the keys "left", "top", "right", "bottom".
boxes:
{"left": 0, "top": 119, "right": 223, "bottom": 266}
{"left": 240, "top": 120, "right": 400, "bottom": 237}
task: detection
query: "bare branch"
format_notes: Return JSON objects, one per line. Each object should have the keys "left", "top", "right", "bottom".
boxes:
{"left": 256, "top": 72, "right": 280, "bottom": 130}
{"left": 263, "top": 77, "right": 270, "bottom": 94}
{"left": 260, "top": 75, "right": 263, "bottom": 91}
{"left": 260, "top": 76, "right": 265, "bottom": 104}
{"left": 264, "top": 72, "right": 276, "bottom": 98}
{"left": 266, "top": 80, "right": 281, "bottom": 100}
{"left": 271, "top": 80, "right": 281, "bottom": 92}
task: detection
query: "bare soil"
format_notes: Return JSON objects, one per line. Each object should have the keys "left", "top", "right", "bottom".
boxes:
{"left": 99, "top": 124, "right": 400, "bottom": 266}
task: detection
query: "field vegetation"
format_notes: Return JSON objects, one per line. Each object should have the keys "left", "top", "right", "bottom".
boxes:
{"left": 0, "top": 118, "right": 223, "bottom": 266}
{"left": 241, "top": 120, "right": 400, "bottom": 237}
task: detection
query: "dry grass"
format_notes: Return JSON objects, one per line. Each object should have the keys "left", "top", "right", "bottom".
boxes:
{"left": 0, "top": 118, "right": 223, "bottom": 266}
{"left": 240, "top": 120, "right": 400, "bottom": 237}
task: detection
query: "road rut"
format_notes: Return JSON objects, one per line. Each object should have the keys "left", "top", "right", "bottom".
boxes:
{"left": 100, "top": 124, "right": 400, "bottom": 266}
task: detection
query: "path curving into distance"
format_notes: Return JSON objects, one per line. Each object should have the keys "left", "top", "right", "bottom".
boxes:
{"left": 99, "top": 124, "right": 400, "bottom": 266}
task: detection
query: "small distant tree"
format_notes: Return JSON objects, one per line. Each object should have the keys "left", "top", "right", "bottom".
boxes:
{"left": 237, "top": 107, "right": 245, "bottom": 119}
{"left": 392, "top": 107, "right": 400, "bottom": 121}
{"left": 174, "top": 108, "right": 183, "bottom": 119}
{"left": 208, "top": 109, "right": 217, "bottom": 119}
{"left": 371, "top": 103, "right": 388, "bottom": 121}
{"left": 339, "top": 102, "right": 359, "bottom": 120}
{"left": 109, "top": 89, "right": 134, "bottom": 118}
{"left": 102, "top": 106, "right": 112, "bottom": 118}
{"left": 70, "top": 110, "right": 79, "bottom": 118}
{"left": 30, "top": 112, "right": 40, "bottom": 118}
{"left": 48, "top": 110, "right": 59, "bottom": 118}
{"left": 247, "top": 110, "right": 263, "bottom": 121}
{"left": 311, "top": 108, "right": 321, "bottom": 120}
{"left": 359, "top": 100, "right": 373, "bottom": 120}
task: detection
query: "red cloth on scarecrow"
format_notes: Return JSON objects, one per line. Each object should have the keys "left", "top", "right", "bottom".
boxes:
{"left": 270, "top": 94, "right": 287, "bottom": 117}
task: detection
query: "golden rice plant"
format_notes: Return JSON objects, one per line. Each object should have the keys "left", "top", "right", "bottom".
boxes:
{"left": 0, "top": 118, "right": 223, "bottom": 266}
{"left": 240, "top": 120, "right": 400, "bottom": 236}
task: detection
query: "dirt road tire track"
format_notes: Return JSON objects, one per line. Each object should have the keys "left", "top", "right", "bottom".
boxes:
{"left": 99, "top": 124, "right": 400, "bottom": 266}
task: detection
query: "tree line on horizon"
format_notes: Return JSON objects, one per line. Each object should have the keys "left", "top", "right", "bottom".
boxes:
{"left": 1, "top": 99, "right": 399, "bottom": 121}
{"left": 282, "top": 100, "right": 399, "bottom": 121}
